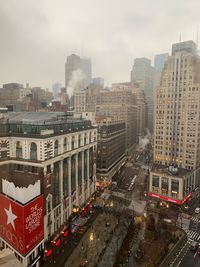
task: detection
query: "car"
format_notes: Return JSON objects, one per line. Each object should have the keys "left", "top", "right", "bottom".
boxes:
{"left": 190, "top": 241, "right": 199, "bottom": 251}
{"left": 195, "top": 207, "right": 200, "bottom": 214}
{"left": 71, "top": 225, "right": 78, "bottom": 233}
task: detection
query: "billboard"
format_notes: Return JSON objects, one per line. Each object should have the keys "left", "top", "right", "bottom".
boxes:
{"left": 0, "top": 194, "right": 44, "bottom": 255}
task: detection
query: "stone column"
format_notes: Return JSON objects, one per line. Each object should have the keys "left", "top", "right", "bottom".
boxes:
{"left": 179, "top": 179, "right": 183, "bottom": 200}
{"left": 159, "top": 175, "right": 162, "bottom": 194}
{"left": 75, "top": 154, "right": 79, "bottom": 206}
{"left": 59, "top": 160, "right": 64, "bottom": 224}
{"left": 87, "top": 149, "right": 90, "bottom": 198}
{"left": 149, "top": 173, "right": 152, "bottom": 192}
{"left": 68, "top": 157, "right": 72, "bottom": 217}
{"left": 168, "top": 177, "right": 171, "bottom": 197}
{"left": 81, "top": 151, "right": 85, "bottom": 203}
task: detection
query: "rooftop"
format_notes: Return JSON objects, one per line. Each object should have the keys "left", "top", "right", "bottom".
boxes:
{"left": 0, "top": 112, "right": 71, "bottom": 124}
{"left": 172, "top": 40, "right": 197, "bottom": 56}
{"left": 151, "top": 163, "right": 192, "bottom": 178}
{"left": 0, "top": 112, "right": 94, "bottom": 137}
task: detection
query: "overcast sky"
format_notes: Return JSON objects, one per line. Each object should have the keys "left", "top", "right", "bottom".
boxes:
{"left": 0, "top": 0, "right": 200, "bottom": 89}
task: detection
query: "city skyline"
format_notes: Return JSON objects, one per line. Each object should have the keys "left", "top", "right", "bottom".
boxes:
{"left": 0, "top": 0, "right": 200, "bottom": 88}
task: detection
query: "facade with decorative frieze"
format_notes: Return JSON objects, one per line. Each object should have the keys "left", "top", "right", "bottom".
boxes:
{"left": 0, "top": 112, "right": 97, "bottom": 266}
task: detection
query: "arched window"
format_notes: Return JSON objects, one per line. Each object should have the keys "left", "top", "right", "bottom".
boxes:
{"left": 0, "top": 141, "right": 8, "bottom": 158}
{"left": 54, "top": 140, "right": 59, "bottom": 156}
{"left": 16, "top": 141, "right": 22, "bottom": 158}
{"left": 30, "top": 142, "right": 37, "bottom": 160}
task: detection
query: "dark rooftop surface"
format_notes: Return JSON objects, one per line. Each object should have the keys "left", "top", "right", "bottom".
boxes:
{"left": 151, "top": 163, "right": 192, "bottom": 178}
{"left": 0, "top": 112, "right": 80, "bottom": 124}
{"left": 0, "top": 112, "right": 95, "bottom": 137}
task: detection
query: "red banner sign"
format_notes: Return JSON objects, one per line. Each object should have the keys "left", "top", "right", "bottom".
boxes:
{"left": 0, "top": 194, "right": 44, "bottom": 255}
{"left": 147, "top": 192, "right": 192, "bottom": 205}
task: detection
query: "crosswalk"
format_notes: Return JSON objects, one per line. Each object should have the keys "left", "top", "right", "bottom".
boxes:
{"left": 191, "top": 216, "right": 200, "bottom": 224}
{"left": 185, "top": 229, "right": 200, "bottom": 241}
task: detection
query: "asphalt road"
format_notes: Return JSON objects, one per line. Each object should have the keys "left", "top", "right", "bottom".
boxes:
{"left": 178, "top": 248, "right": 200, "bottom": 267}
{"left": 168, "top": 239, "right": 200, "bottom": 267}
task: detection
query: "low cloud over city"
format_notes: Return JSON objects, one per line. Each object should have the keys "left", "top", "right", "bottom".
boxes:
{"left": 0, "top": 0, "right": 200, "bottom": 88}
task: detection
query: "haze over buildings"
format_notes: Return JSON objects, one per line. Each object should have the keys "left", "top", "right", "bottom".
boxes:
{"left": 1, "top": 1, "right": 200, "bottom": 266}
{"left": 65, "top": 54, "right": 92, "bottom": 92}
{"left": 130, "top": 58, "right": 154, "bottom": 131}
{"left": 0, "top": 1, "right": 200, "bottom": 88}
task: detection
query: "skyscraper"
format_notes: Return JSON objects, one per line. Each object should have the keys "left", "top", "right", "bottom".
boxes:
{"left": 130, "top": 58, "right": 154, "bottom": 131}
{"left": 65, "top": 54, "right": 81, "bottom": 89}
{"left": 65, "top": 54, "right": 92, "bottom": 91}
{"left": 154, "top": 53, "right": 169, "bottom": 71}
{"left": 154, "top": 53, "right": 169, "bottom": 88}
{"left": 148, "top": 40, "right": 200, "bottom": 205}
{"left": 81, "top": 57, "right": 92, "bottom": 86}
{"left": 52, "top": 82, "right": 62, "bottom": 99}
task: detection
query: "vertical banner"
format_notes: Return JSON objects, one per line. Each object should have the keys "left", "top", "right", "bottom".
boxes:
{"left": 0, "top": 194, "right": 44, "bottom": 255}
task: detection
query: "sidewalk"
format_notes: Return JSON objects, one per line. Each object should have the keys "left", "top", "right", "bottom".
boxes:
{"left": 0, "top": 249, "right": 22, "bottom": 267}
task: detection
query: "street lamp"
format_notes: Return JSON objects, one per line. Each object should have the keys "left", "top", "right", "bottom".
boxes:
{"left": 89, "top": 232, "right": 94, "bottom": 241}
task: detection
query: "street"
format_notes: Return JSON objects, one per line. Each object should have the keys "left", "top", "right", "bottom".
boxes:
{"left": 166, "top": 213, "right": 200, "bottom": 267}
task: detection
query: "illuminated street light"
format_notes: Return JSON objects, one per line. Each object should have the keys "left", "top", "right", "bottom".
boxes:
{"left": 89, "top": 232, "right": 94, "bottom": 241}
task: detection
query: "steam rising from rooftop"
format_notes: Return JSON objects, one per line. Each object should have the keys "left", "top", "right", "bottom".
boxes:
{"left": 67, "top": 69, "right": 86, "bottom": 99}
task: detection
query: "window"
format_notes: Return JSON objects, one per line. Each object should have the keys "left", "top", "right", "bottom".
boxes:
{"left": 54, "top": 140, "right": 59, "bottom": 156}
{"left": 171, "top": 179, "right": 179, "bottom": 193}
{"left": 47, "top": 165, "right": 51, "bottom": 174}
{"left": 30, "top": 142, "right": 37, "bottom": 160}
{"left": 16, "top": 141, "right": 22, "bottom": 158}
{"left": 71, "top": 136, "right": 75, "bottom": 150}
{"left": 152, "top": 175, "right": 159, "bottom": 187}
{"left": 31, "top": 166, "right": 37, "bottom": 173}
{"left": 17, "top": 164, "right": 23, "bottom": 171}
{"left": 1, "top": 151, "right": 8, "bottom": 158}
{"left": 78, "top": 135, "right": 81, "bottom": 147}
{"left": 161, "top": 177, "right": 168, "bottom": 190}
{"left": 63, "top": 137, "right": 67, "bottom": 150}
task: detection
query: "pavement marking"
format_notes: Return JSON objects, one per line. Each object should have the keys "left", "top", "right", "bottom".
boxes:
{"left": 172, "top": 241, "right": 191, "bottom": 267}
{"left": 194, "top": 251, "right": 197, "bottom": 259}
{"left": 185, "top": 229, "right": 200, "bottom": 241}
{"left": 191, "top": 216, "right": 200, "bottom": 224}
{"left": 168, "top": 240, "right": 191, "bottom": 266}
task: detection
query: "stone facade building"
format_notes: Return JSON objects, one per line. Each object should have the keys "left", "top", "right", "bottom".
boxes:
{"left": 0, "top": 112, "right": 97, "bottom": 266}
{"left": 149, "top": 40, "right": 200, "bottom": 205}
